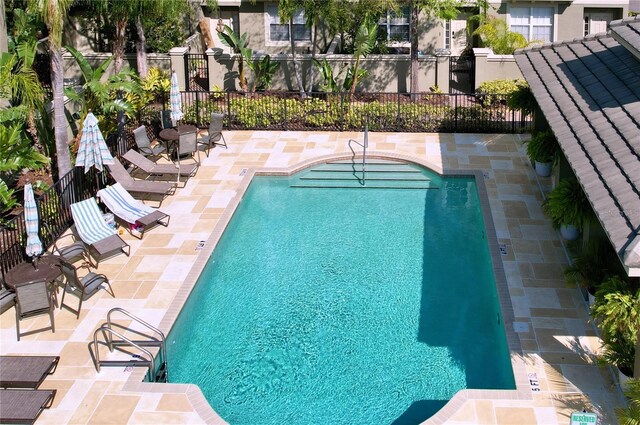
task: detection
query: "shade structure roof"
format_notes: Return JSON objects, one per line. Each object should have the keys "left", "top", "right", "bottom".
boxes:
{"left": 514, "top": 16, "right": 640, "bottom": 276}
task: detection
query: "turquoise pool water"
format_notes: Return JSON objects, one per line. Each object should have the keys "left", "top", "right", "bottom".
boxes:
{"left": 167, "top": 164, "right": 515, "bottom": 424}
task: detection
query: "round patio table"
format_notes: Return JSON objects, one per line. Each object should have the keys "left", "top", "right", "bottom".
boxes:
{"left": 159, "top": 125, "right": 197, "bottom": 159}
{"left": 4, "top": 254, "right": 62, "bottom": 290}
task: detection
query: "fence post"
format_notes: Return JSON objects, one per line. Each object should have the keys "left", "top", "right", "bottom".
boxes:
{"left": 283, "top": 95, "right": 287, "bottom": 131}
{"left": 226, "top": 92, "right": 231, "bottom": 130}
{"left": 340, "top": 93, "right": 345, "bottom": 131}
{"left": 397, "top": 92, "right": 401, "bottom": 132}
{"left": 195, "top": 92, "right": 201, "bottom": 128}
{"left": 454, "top": 94, "right": 458, "bottom": 132}
{"left": 169, "top": 47, "right": 188, "bottom": 90}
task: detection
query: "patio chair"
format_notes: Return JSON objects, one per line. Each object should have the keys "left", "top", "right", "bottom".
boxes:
{"left": 178, "top": 129, "right": 200, "bottom": 166}
{"left": 197, "top": 112, "right": 227, "bottom": 157}
{"left": 14, "top": 279, "right": 55, "bottom": 341}
{"left": 44, "top": 223, "right": 95, "bottom": 269}
{"left": 58, "top": 259, "right": 114, "bottom": 319}
{"left": 133, "top": 125, "right": 166, "bottom": 158}
{"left": 0, "top": 355, "right": 60, "bottom": 389}
{"left": 107, "top": 158, "right": 175, "bottom": 207}
{"left": 0, "top": 388, "right": 57, "bottom": 424}
{"left": 0, "top": 285, "right": 15, "bottom": 315}
{"left": 97, "top": 183, "right": 170, "bottom": 239}
{"left": 70, "top": 198, "right": 131, "bottom": 265}
{"left": 123, "top": 149, "right": 198, "bottom": 182}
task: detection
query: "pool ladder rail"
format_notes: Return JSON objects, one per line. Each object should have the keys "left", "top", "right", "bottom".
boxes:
{"left": 90, "top": 308, "right": 168, "bottom": 383}
{"left": 348, "top": 125, "right": 368, "bottom": 185}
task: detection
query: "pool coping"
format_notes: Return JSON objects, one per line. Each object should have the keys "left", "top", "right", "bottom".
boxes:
{"left": 121, "top": 151, "right": 530, "bottom": 424}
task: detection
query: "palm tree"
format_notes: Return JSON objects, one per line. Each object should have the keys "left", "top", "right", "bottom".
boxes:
{"left": 349, "top": 18, "right": 378, "bottom": 96}
{"left": 218, "top": 25, "right": 251, "bottom": 92}
{"left": 616, "top": 378, "right": 640, "bottom": 424}
{"left": 28, "top": 0, "right": 73, "bottom": 179}
{"left": 278, "top": 0, "right": 306, "bottom": 98}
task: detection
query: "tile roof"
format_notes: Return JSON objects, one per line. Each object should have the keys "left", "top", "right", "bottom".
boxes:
{"left": 514, "top": 16, "right": 640, "bottom": 275}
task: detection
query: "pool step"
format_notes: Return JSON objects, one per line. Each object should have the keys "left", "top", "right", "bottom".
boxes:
{"left": 292, "top": 160, "right": 437, "bottom": 189}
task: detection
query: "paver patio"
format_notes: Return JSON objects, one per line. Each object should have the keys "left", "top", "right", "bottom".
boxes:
{"left": 0, "top": 131, "right": 625, "bottom": 424}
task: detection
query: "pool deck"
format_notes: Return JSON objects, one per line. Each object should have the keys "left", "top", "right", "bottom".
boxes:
{"left": 0, "top": 131, "right": 625, "bottom": 424}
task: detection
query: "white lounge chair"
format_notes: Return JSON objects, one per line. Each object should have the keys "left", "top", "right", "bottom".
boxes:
{"left": 97, "top": 183, "right": 170, "bottom": 239}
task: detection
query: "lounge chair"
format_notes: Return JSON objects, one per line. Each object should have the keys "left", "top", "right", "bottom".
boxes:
{"left": 14, "top": 279, "right": 55, "bottom": 341}
{"left": 44, "top": 223, "right": 95, "bottom": 269}
{"left": 0, "top": 356, "right": 59, "bottom": 389}
{"left": 107, "top": 158, "right": 175, "bottom": 206}
{"left": 97, "top": 183, "right": 170, "bottom": 239}
{"left": 133, "top": 125, "right": 166, "bottom": 158}
{"left": 0, "top": 389, "right": 56, "bottom": 424}
{"left": 70, "top": 198, "right": 131, "bottom": 265}
{"left": 123, "top": 149, "right": 198, "bottom": 181}
{"left": 0, "top": 285, "right": 15, "bottom": 315}
{"left": 58, "top": 259, "right": 114, "bottom": 318}
{"left": 197, "top": 112, "right": 227, "bottom": 156}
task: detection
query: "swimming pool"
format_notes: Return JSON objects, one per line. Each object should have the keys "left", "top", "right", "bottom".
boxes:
{"left": 167, "top": 162, "right": 515, "bottom": 424}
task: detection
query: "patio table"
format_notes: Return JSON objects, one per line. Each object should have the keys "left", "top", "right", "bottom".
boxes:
{"left": 4, "top": 254, "right": 62, "bottom": 291}
{"left": 159, "top": 125, "right": 197, "bottom": 158}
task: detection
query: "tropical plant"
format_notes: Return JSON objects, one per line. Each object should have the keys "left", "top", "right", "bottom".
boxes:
{"left": 313, "top": 58, "right": 343, "bottom": 93}
{"left": 28, "top": 0, "right": 73, "bottom": 178}
{"left": 508, "top": 80, "right": 537, "bottom": 116}
{"left": 63, "top": 46, "right": 139, "bottom": 137}
{"left": 526, "top": 130, "right": 559, "bottom": 164}
{"left": 218, "top": 24, "right": 251, "bottom": 92}
{"left": 278, "top": 0, "right": 307, "bottom": 97}
{"left": 348, "top": 18, "right": 378, "bottom": 95}
{"left": 616, "top": 378, "right": 640, "bottom": 424}
{"left": 124, "top": 67, "right": 171, "bottom": 113}
{"left": 543, "top": 178, "right": 593, "bottom": 231}
{"left": 473, "top": 16, "right": 529, "bottom": 55}
{"left": 476, "top": 79, "right": 523, "bottom": 106}
{"left": 564, "top": 238, "right": 624, "bottom": 293}
{"left": 0, "top": 124, "right": 50, "bottom": 174}
{"left": 248, "top": 55, "right": 280, "bottom": 92}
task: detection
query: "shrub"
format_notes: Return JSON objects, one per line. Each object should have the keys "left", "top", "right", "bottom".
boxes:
{"left": 543, "top": 178, "right": 593, "bottom": 230}
{"left": 476, "top": 79, "right": 525, "bottom": 106}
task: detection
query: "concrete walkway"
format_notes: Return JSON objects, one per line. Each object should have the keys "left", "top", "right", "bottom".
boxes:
{"left": 0, "top": 131, "right": 624, "bottom": 424}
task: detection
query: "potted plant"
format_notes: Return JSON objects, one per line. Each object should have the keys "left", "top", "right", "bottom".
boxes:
{"left": 592, "top": 276, "right": 640, "bottom": 388}
{"left": 543, "top": 178, "right": 592, "bottom": 240}
{"left": 564, "top": 238, "right": 623, "bottom": 305}
{"left": 526, "top": 130, "right": 559, "bottom": 177}
{"left": 615, "top": 378, "right": 640, "bottom": 423}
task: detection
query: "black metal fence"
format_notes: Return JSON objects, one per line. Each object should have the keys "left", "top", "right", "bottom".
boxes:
{"left": 177, "top": 91, "right": 533, "bottom": 133}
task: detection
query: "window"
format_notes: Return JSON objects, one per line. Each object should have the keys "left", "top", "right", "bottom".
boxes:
{"left": 509, "top": 7, "right": 554, "bottom": 43}
{"left": 266, "top": 5, "right": 311, "bottom": 42}
{"left": 379, "top": 7, "right": 410, "bottom": 43}
{"left": 444, "top": 20, "right": 451, "bottom": 49}
{"left": 584, "top": 16, "right": 590, "bottom": 36}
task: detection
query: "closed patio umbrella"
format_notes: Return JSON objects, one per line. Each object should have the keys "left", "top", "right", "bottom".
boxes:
{"left": 23, "top": 183, "right": 43, "bottom": 260}
{"left": 75, "top": 112, "right": 114, "bottom": 173}
{"left": 170, "top": 72, "right": 183, "bottom": 126}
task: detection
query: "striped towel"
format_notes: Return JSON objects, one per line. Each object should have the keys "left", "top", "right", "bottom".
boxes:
{"left": 97, "top": 183, "right": 155, "bottom": 225}
{"left": 70, "top": 198, "right": 115, "bottom": 245}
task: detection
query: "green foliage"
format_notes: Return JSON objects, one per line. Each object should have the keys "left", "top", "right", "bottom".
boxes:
{"left": 125, "top": 67, "right": 170, "bottom": 113}
{"left": 526, "top": 130, "right": 559, "bottom": 164}
{"left": 64, "top": 45, "right": 139, "bottom": 135}
{"left": 141, "top": 6, "right": 191, "bottom": 53}
{"left": 508, "top": 81, "right": 536, "bottom": 115}
{"left": 0, "top": 180, "right": 19, "bottom": 218}
{"left": 313, "top": 58, "right": 342, "bottom": 93}
{"left": 0, "top": 124, "right": 49, "bottom": 173}
{"left": 476, "top": 79, "right": 524, "bottom": 106}
{"left": 564, "top": 237, "right": 624, "bottom": 291}
{"left": 543, "top": 178, "right": 593, "bottom": 230}
{"left": 348, "top": 18, "right": 378, "bottom": 94}
{"left": 592, "top": 275, "right": 639, "bottom": 375}
{"left": 616, "top": 378, "right": 640, "bottom": 425}
{"left": 473, "top": 17, "right": 529, "bottom": 55}
{"left": 249, "top": 55, "right": 280, "bottom": 92}
{"left": 218, "top": 24, "right": 251, "bottom": 92}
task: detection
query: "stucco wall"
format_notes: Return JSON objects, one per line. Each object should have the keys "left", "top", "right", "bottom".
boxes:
{"left": 62, "top": 51, "right": 171, "bottom": 84}
{"left": 473, "top": 48, "right": 524, "bottom": 89}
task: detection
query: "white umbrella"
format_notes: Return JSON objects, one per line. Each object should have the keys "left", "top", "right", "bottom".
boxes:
{"left": 24, "top": 183, "right": 43, "bottom": 259}
{"left": 170, "top": 72, "right": 183, "bottom": 125}
{"left": 75, "top": 112, "right": 114, "bottom": 173}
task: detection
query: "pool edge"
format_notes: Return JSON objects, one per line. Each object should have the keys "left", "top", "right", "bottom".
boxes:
{"left": 123, "top": 151, "right": 529, "bottom": 424}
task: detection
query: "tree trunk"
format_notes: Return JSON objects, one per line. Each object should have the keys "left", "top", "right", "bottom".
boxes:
{"left": 290, "top": 17, "right": 306, "bottom": 98}
{"left": 200, "top": 18, "right": 215, "bottom": 49}
{"left": 635, "top": 328, "right": 640, "bottom": 379}
{"left": 135, "top": 15, "right": 148, "bottom": 78}
{"left": 113, "top": 18, "right": 127, "bottom": 73}
{"left": 308, "top": 23, "right": 317, "bottom": 93}
{"left": 349, "top": 55, "right": 361, "bottom": 96}
{"left": 50, "top": 47, "right": 71, "bottom": 178}
{"left": 410, "top": 3, "right": 419, "bottom": 97}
